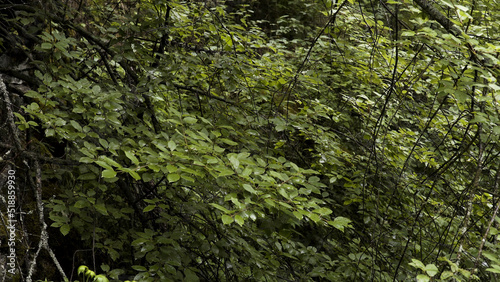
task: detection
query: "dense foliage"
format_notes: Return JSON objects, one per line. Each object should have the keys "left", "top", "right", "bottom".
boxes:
{"left": 1, "top": 0, "right": 500, "bottom": 281}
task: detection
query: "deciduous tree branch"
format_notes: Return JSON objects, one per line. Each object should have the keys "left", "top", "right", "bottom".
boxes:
{"left": 412, "top": 0, "right": 461, "bottom": 36}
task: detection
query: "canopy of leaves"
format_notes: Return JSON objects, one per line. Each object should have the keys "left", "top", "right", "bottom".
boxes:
{"left": 1, "top": 0, "right": 500, "bottom": 281}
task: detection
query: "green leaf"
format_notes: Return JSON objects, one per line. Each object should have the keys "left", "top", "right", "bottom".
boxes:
{"left": 210, "top": 203, "right": 231, "bottom": 213}
{"left": 101, "top": 156, "right": 122, "bottom": 168}
{"left": 307, "top": 213, "right": 321, "bottom": 223}
{"left": 78, "top": 173, "right": 96, "bottom": 180}
{"left": 74, "top": 200, "right": 87, "bottom": 208}
{"left": 221, "top": 215, "right": 234, "bottom": 224}
{"left": 132, "top": 265, "right": 147, "bottom": 271}
{"left": 229, "top": 155, "right": 240, "bottom": 169}
{"left": 218, "top": 168, "right": 235, "bottom": 177}
{"left": 92, "top": 85, "right": 101, "bottom": 94}
{"left": 409, "top": 259, "right": 426, "bottom": 271}
{"left": 181, "top": 174, "right": 195, "bottom": 182}
{"left": 487, "top": 267, "right": 500, "bottom": 274}
{"left": 416, "top": 274, "right": 430, "bottom": 282}
{"left": 242, "top": 184, "right": 257, "bottom": 194}
{"left": 313, "top": 207, "right": 332, "bottom": 216}
{"left": 205, "top": 155, "right": 218, "bottom": 164}
{"left": 102, "top": 169, "right": 117, "bottom": 178}
{"left": 328, "top": 216, "right": 352, "bottom": 232}
{"left": 401, "top": 30, "right": 415, "bottom": 37}
{"left": 101, "top": 264, "right": 110, "bottom": 272}
{"left": 425, "top": 264, "right": 439, "bottom": 277}
{"left": 470, "top": 113, "right": 488, "bottom": 124}
{"left": 440, "top": 271, "right": 454, "bottom": 280}
{"left": 293, "top": 211, "right": 303, "bottom": 220}
{"left": 79, "top": 157, "right": 94, "bottom": 163}
{"left": 41, "top": 42, "right": 52, "bottom": 49}
{"left": 46, "top": 128, "right": 55, "bottom": 137}
{"left": 166, "top": 164, "right": 177, "bottom": 173}
{"left": 78, "top": 265, "right": 89, "bottom": 275}
{"left": 183, "top": 117, "right": 198, "bottom": 124}
{"left": 454, "top": 90, "right": 468, "bottom": 103}
{"left": 143, "top": 205, "right": 155, "bottom": 212}
{"left": 70, "top": 120, "right": 82, "bottom": 131}
{"left": 184, "top": 269, "right": 199, "bottom": 282}
{"left": 219, "top": 138, "right": 238, "bottom": 146}
{"left": 168, "top": 173, "right": 180, "bottom": 182}
{"left": 234, "top": 214, "right": 244, "bottom": 226}
{"left": 168, "top": 140, "right": 177, "bottom": 151}
{"left": 96, "top": 161, "right": 113, "bottom": 170}
{"left": 94, "top": 275, "right": 109, "bottom": 282}
{"left": 95, "top": 203, "right": 109, "bottom": 215}
{"left": 128, "top": 170, "right": 141, "bottom": 180}
{"left": 60, "top": 224, "right": 71, "bottom": 236}
{"left": 125, "top": 151, "right": 139, "bottom": 165}
{"left": 264, "top": 198, "right": 275, "bottom": 207}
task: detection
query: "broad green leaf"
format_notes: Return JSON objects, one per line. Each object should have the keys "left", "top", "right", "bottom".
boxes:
{"left": 94, "top": 275, "right": 109, "bottom": 282}
{"left": 74, "top": 200, "right": 87, "bottom": 208}
{"left": 229, "top": 155, "right": 240, "bottom": 169}
{"left": 101, "top": 169, "right": 117, "bottom": 178}
{"left": 293, "top": 211, "right": 303, "bottom": 220}
{"left": 409, "top": 259, "right": 426, "bottom": 271}
{"left": 307, "top": 213, "right": 321, "bottom": 223}
{"left": 313, "top": 207, "right": 333, "bottom": 216}
{"left": 143, "top": 205, "right": 155, "bottom": 212}
{"left": 60, "top": 224, "right": 71, "bottom": 236}
{"left": 183, "top": 117, "right": 198, "bottom": 124}
{"left": 96, "top": 161, "right": 113, "bottom": 170}
{"left": 440, "top": 271, "right": 454, "bottom": 280}
{"left": 242, "top": 184, "right": 256, "bottom": 194}
{"left": 416, "top": 274, "right": 430, "bottom": 282}
{"left": 128, "top": 170, "right": 141, "bottom": 180}
{"left": 41, "top": 42, "right": 52, "bottom": 49}
{"left": 131, "top": 265, "right": 147, "bottom": 271}
{"left": 221, "top": 215, "right": 234, "bottom": 224}
{"left": 79, "top": 157, "right": 94, "bottom": 163}
{"left": 264, "top": 198, "right": 275, "bottom": 207}
{"left": 425, "top": 264, "right": 438, "bottom": 277}
{"left": 329, "top": 216, "right": 352, "bottom": 232}
{"left": 210, "top": 203, "right": 231, "bottom": 213}
{"left": 234, "top": 215, "right": 244, "bottom": 226}
{"left": 168, "top": 140, "right": 177, "bottom": 151}
{"left": 219, "top": 138, "right": 238, "bottom": 146}
{"left": 166, "top": 164, "right": 177, "bottom": 173}
{"left": 94, "top": 203, "right": 108, "bottom": 215}
{"left": 125, "top": 151, "right": 139, "bottom": 165}
{"left": 181, "top": 174, "right": 195, "bottom": 182}
{"left": 486, "top": 267, "right": 500, "bottom": 274}
{"left": 218, "top": 168, "right": 235, "bottom": 177}
{"left": 168, "top": 173, "right": 180, "bottom": 182}
{"left": 184, "top": 269, "right": 199, "bottom": 282}
{"left": 70, "top": 120, "right": 82, "bottom": 131}
{"left": 101, "top": 156, "right": 122, "bottom": 168}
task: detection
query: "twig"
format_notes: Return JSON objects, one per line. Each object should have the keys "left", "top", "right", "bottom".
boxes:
{"left": 26, "top": 159, "right": 67, "bottom": 281}
{"left": 174, "top": 83, "right": 235, "bottom": 105}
